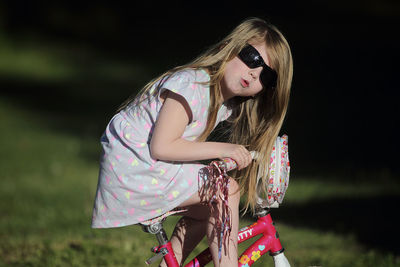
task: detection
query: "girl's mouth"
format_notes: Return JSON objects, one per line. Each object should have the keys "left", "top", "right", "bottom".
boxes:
{"left": 240, "top": 78, "right": 249, "bottom": 88}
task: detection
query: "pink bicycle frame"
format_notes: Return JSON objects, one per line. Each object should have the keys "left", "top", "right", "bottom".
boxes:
{"left": 149, "top": 211, "right": 284, "bottom": 267}
{"left": 145, "top": 157, "right": 289, "bottom": 266}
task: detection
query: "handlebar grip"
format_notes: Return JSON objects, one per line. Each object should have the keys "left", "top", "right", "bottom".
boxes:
{"left": 218, "top": 151, "right": 258, "bottom": 171}
{"left": 218, "top": 158, "right": 237, "bottom": 171}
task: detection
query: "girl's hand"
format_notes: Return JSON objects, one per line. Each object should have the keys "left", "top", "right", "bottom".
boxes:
{"left": 220, "top": 144, "right": 252, "bottom": 170}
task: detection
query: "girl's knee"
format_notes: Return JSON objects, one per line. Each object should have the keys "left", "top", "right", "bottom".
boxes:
{"left": 201, "top": 176, "right": 240, "bottom": 208}
{"left": 213, "top": 177, "right": 240, "bottom": 207}
{"left": 228, "top": 177, "right": 240, "bottom": 202}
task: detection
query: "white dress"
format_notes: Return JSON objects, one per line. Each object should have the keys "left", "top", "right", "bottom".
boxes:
{"left": 91, "top": 69, "right": 231, "bottom": 228}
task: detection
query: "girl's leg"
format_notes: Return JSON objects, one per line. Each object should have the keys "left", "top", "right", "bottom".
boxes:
{"left": 161, "top": 177, "right": 240, "bottom": 267}
{"left": 207, "top": 177, "right": 240, "bottom": 267}
{"left": 159, "top": 205, "right": 209, "bottom": 267}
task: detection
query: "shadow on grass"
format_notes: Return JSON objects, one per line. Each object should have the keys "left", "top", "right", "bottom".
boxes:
{"left": 263, "top": 194, "right": 400, "bottom": 256}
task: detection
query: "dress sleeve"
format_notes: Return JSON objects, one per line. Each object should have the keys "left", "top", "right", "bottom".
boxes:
{"left": 159, "top": 70, "right": 203, "bottom": 122}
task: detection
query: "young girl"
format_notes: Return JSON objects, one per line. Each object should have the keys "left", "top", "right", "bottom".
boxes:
{"left": 92, "top": 17, "right": 293, "bottom": 266}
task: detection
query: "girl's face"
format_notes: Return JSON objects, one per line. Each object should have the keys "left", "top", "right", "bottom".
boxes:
{"left": 221, "top": 41, "right": 271, "bottom": 101}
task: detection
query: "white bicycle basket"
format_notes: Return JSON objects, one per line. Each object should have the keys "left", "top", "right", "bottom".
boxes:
{"left": 256, "top": 134, "right": 290, "bottom": 208}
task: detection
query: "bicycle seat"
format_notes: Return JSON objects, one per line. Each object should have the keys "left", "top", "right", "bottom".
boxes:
{"left": 139, "top": 207, "right": 187, "bottom": 226}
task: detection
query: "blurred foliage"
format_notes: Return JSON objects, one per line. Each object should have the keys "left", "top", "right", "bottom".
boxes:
{"left": 1, "top": 2, "right": 400, "bottom": 173}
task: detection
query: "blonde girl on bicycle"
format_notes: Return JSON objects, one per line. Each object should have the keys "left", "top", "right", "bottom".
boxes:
{"left": 92, "top": 17, "right": 293, "bottom": 266}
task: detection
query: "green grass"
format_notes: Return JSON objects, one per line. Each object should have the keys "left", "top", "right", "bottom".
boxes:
{"left": 1, "top": 99, "right": 399, "bottom": 267}
{"left": 0, "top": 35, "right": 399, "bottom": 266}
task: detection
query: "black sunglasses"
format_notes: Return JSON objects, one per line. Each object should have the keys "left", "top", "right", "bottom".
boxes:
{"left": 238, "top": 44, "right": 277, "bottom": 89}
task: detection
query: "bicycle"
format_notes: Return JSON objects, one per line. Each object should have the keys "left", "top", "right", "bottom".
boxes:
{"left": 140, "top": 155, "right": 291, "bottom": 267}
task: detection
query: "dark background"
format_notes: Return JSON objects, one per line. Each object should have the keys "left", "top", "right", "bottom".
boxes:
{"left": 1, "top": 1, "right": 399, "bottom": 176}
{"left": 1, "top": 0, "right": 400, "bottom": 260}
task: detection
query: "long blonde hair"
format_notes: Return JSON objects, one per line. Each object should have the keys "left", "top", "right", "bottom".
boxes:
{"left": 118, "top": 17, "right": 293, "bottom": 214}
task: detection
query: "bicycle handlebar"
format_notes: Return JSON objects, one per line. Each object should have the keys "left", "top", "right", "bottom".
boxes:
{"left": 215, "top": 152, "right": 291, "bottom": 267}
{"left": 215, "top": 151, "right": 259, "bottom": 172}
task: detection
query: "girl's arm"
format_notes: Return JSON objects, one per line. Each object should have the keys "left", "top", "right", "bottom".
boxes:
{"left": 150, "top": 91, "right": 252, "bottom": 170}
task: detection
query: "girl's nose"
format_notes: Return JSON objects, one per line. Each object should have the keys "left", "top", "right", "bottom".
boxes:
{"left": 249, "top": 67, "right": 262, "bottom": 80}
